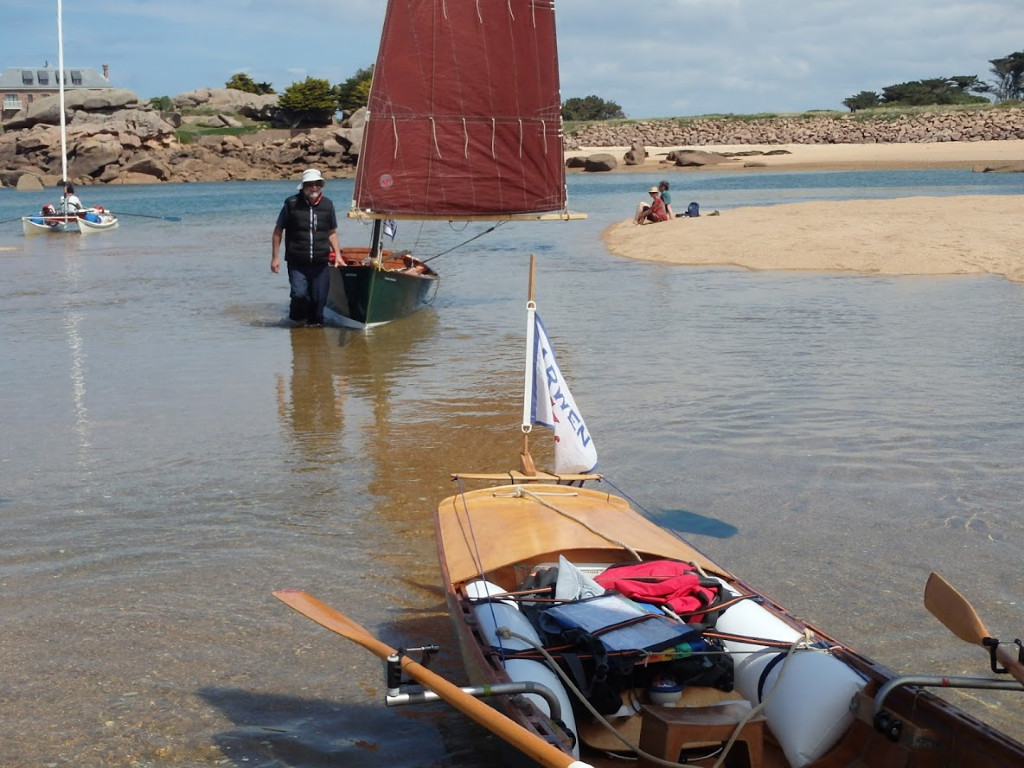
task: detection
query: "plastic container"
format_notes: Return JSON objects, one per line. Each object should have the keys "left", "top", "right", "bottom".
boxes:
{"left": 647, "top": 678, "right": 684, "bottom": 706}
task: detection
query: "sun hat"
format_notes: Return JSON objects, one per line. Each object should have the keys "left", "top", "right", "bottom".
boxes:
{"left": 648, "top": 186, "right": 659, "bottom": 193}
{"left": 298, "top": 168, "right": 325, "bottom": 189}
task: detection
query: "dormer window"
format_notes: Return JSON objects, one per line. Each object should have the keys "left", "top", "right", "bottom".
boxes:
{"left": 21, "top": 70, "right": 33, "bottom": 85}
{"left": 70, "top": 70, "right": 82, "bottom": 86}
{"left": 37, "top": 70, "right": 49, "bottom": 85}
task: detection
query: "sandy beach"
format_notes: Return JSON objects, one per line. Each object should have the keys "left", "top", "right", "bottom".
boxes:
{"left": 582, "top": 140, "right": 1024, "bottom": 282}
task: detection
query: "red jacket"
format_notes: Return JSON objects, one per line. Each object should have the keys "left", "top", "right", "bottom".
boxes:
{"left": 595, "top": 560, "right": 718, "bottom": 623}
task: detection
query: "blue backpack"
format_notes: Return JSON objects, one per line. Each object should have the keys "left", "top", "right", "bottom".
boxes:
{"left": 686, "top": 202, "right": 700, "bottom": 217}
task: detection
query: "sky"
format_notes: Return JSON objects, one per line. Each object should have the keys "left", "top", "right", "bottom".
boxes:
{"left": 4, "top": 0, "right": 1023, "bottom": 118}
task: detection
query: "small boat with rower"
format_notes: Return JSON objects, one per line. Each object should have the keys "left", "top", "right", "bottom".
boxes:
{"left": 18, "top": 0, "right": 118, "bottom": 238}
{"left": 23, "top": 204, "right": 119, "bottom": 236}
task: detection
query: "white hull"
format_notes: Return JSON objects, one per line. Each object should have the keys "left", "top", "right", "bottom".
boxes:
{"left": 22, "top": 216, "right": 77, "bottom": 236}
{"left": 21, "top": 213, "right": 119, "bottom": 236}
{"left": 78, "top": 215, "right": 119, "bottom": 234}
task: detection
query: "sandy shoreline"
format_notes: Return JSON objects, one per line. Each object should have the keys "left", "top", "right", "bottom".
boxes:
{"left": 568, "top": 139, "right": 1024, "bottom": 173}
{"left": 579, "top": 141, "right": 1024, "bottom": 282}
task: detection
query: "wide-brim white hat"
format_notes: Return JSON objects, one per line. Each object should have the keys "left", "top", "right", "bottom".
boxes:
{"left": 297, "top": 168, "right": 325, "bottom": 189}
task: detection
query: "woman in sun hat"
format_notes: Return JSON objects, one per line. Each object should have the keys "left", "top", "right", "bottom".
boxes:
{"left": 270, "top": 168, "right": 343, "bottom": 327}
{"left": 634, "top": 185, "right": 669, "bottom": 225}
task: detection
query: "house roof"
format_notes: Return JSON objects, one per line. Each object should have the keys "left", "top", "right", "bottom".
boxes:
{"left": 0, "top": 66, "right": 110, "bottom": 90}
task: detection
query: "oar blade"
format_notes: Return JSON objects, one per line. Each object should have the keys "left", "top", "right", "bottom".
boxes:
{"left": 924, "top": 572, "right": 989, "bottom": 645}
{"left": 273, "top": 589, "right": 590, "bottom": 768}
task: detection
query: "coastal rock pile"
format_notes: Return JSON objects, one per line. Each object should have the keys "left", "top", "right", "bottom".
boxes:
{"left": 566, "top": 108, "right": 1024, "bottom": 149}
{"left": 0, "top": 88, "right": 364, "bottom": 187}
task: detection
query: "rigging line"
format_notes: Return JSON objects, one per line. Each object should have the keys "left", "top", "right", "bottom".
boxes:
{"left": 455, "top": 475, "right": 489, "bottom": 591}
{"left": 462, "top": 118, "right": 469, "bottom": 159}
{"left": 507, "top": 0, "right": 515, "bottom": 21}
{"left": 491, "top": 118, "right": 496, "bottom": 159}
{"left": 430, "top": 116, "right": 442, "bottom": 158}
{"left": 391, "top": 116, "right": 398, "bottom": 159}
{"left": 512, "top": 486, "right": 643, "bottom": 561}
{"left": 455, "top": 475, "right": 512, "bottom": 661}
{"left": 541, "top": 119, "right": 548, "bottom": 154}
{"left": 518, "top": 118, "right": 524, "bottom": 158}
{"left": 420, "top": 221, "right": 507, "bottom": 264}
{"left": 476, "top": 0, "right": 482, "bottom": 24}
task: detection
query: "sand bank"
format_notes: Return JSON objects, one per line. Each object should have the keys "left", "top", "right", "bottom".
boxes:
{"left": 602, "top": 194, "right": 1024, "bottom": 282}
{"left": 569, "top": 139, "right": 1024, "bottom": 173}
{"left": 586, "top": 140, "right": 1024, "bottom": 282}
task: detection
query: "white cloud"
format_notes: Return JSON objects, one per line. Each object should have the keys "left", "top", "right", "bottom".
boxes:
{"left": 5, "top": 0, "right": 1022, "bottom": 114}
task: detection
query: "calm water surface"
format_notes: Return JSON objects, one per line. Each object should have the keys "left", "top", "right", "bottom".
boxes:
{"left": 2, "top": 170, "right": 1023, "bottom": 767}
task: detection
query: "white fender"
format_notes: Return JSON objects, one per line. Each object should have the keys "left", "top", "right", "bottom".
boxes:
{"left": 504, "top": 658, "right": 579, "bottom": 759}
{"left": 472, "top": 599, "right": 579, "bottom": 757}
{"left": 714, "top": 581, "right": 866, "bottom": 768}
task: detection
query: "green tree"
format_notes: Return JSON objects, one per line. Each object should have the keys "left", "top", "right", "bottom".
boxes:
{"left": 149, "top": 95, "right": 173, "bottom": 112}
{"left": 226, "top": 72, "right": 275, "bottom": 95}
{"left": 561, "top": 95, "right": 625, "bottom": 121}
{"left": 880, "top": 77, "right": 989, "bottom": 107}
{"left": 278, "top": 77, "right": 337, "bottom": 127}
{"left": 989, "top": 51, "right": 1024, "bottom": 101}
{"left": 842, "top": 90, "right": 881, "bottom": 112}
{"left": 336, "top": 66, "right": 373, "bottom": 115}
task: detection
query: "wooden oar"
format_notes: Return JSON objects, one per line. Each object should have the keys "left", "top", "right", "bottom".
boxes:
{"left": 110, "top": 211, "right": 182, "bottom": 222}
{"left": 924, "top": 572, "right": 1024, "bottom": 685}
{"left": 273, "top": 590, "right": 592, "bottom": 768}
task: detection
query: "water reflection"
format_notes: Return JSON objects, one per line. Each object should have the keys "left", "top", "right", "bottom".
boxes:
{"left": 276, "top": 328, "right": 348, "bottom": 465}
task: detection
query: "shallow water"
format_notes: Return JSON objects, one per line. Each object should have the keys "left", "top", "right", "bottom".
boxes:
{"left": 1, "top": 170, "right": 1023, "bottom": 767}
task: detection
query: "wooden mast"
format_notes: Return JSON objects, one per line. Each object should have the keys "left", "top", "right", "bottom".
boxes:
{"left": 520, "top": 254, "right": 538, "bottom": 475}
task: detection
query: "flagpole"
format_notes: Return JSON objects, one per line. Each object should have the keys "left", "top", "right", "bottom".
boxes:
{"left": 520, "top": 254, "right": 537, "bottom": 475}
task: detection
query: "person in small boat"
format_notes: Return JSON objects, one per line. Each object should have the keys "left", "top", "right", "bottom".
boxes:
{"left": 634, "top": 186, "right": 670, "bottom": 225}
{"left": 657, "top": 179, "right": 676, "bottom": 218}
{"left": 270, "top": 168, "right": 343, "bottom": 327}
{"left": 59, "top": 183, "right": 84, "bottom": 215}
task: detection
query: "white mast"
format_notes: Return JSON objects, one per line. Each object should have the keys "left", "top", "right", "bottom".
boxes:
{"left": 57, "top": 0, "right": 68, "bottom": 185}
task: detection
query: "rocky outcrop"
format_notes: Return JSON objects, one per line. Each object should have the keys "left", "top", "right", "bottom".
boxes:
{"left": 0, "top": 88, "right": 367, "bottom": 187}
{"left": 173, "top": 88, "right": 279, "bottom": 121}
{"left": 565, "top": 108, "right": 1024, "bottom": 149}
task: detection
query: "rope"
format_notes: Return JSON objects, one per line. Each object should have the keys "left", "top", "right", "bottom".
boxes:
{"left": 430, "top": 116, "right": 442, "bottom": 158}
{"left": 420, "top": 221, "right": 507, "bottom": 264}
{"left": 503, "top": 629, "right": 705, "bottom": 768}
{"left": 511, "top": 486, "right": 643, "bottom": 562}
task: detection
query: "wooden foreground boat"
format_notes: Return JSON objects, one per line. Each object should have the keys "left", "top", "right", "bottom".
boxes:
{"left": 277, "top": 257, "right": 1024, "bottom": 768}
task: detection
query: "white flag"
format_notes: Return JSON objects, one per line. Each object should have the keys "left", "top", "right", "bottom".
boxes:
{"left": 382, "top": 219, "right": 397, "bottom": 240}
{"left": 530, "top": 314, "right": 598, "bottom": 474}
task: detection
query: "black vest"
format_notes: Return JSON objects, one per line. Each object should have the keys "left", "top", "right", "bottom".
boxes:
{"left": 282, "top": 194, "right": 335, "bottom": 263}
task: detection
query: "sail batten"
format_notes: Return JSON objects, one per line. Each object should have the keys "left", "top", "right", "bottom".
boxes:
{"left": 354, "top": 0, "right": 569, "bottom": 218}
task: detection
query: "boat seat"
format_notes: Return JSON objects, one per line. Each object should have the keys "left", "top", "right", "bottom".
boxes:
{"left": 637, "top": 700, "right": 766, "bottom": 768}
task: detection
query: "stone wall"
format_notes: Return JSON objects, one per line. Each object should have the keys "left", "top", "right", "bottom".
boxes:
{"left": 566, "top": 108, "right": 1024, "bottom": 149}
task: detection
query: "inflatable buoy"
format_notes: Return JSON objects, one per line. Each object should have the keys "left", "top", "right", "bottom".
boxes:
{"left": 469, "top": 583, "right": 578, "bottom": 757}
{"left": 714, "top": 580, "right": 867, "bottom": 768}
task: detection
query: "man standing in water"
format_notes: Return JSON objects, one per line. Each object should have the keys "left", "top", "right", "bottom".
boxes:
{"left": 271, "top": 168, "right": 343, "bottom": 327}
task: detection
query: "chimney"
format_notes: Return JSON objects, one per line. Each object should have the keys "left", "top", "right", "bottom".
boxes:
{"left": 102, "top": 63, "right": 109, "bottom": 80}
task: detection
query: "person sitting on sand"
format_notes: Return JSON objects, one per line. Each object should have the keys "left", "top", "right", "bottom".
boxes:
{"left": 634, "top": 186, "right": 669, "bottom": 225}
{"left": 658, "top": 180, "right": 676, "bottom": 218}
